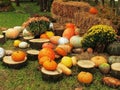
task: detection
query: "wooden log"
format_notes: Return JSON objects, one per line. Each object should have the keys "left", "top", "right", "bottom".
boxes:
{"left": 41, "top": 67, "right": 63, "bottom": 82}
{"left": 111, "top": 63, "right": 120, "bottom": 79}
{"left": 77, "top": 60, "right": 95, "bottom": 73}
{"left": 0, "top": 35, "right": 5, "bottom": 44}
{"left": 26, "top": 49, "right": 39, "bottom": 60}
{"left": 2, "top": 56, "right": 27, "bottom": 69}
{"left": 29, "top": 38, "right": 50, "bottom": 50}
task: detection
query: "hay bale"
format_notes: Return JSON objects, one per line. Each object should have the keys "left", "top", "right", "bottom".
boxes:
{"left": 51, "top": 1, "right": 91, "bottom": 19}
{"left": 74, "top": 12, "right": 112, "bottom": 34}
{"left": 51, "top": 1, "right": 113, "bottom": 35}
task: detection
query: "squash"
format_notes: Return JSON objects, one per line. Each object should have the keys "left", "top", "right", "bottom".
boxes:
{"left": 45, "top": 31, "right": 54, "bottom": 38}
{"left": 57, "top": 44, "right": 72, "bottom": 53}
{"left": 49, "top": 36, "right": 61, "bottom": 45}
{"left": 107, "top": 41, "right": 120, "bottom": 56}
{"left": 70, "top": 35, "right": 83, "bottom": 48}
{"left": 61, "top": 56, "right": 72, "bottom": 68}
{"left": 71, "top": 56, "right": 77, "bottom": 66}
{"left": 77, "top": 71, "right": 93, "bottom": 84}
{"left": 38, "top": 48, "right": 55, "bottom": 60}
{"left": 42, "top": 42, "right": 55, "bottom": 49}
{"left": 58, "top": 37, "right": 69, "bottom": 45}
{"left": 55, "top": 47, "right": 67, "bottom": 56}
{"left": 102, "top": 76, "right": 120, "bottom": 88}
{"left": 57, "top": 63, "right": 72, "bottom": 76}
{"left": 11, "top": 51, "right": 26, "bottom": 62}
{"left": 14, "top": 26, "right": 24, "bottom": 33}
{"left": 5, "top": 28, "right": 20, "bottom": 39}
{"left": 13, "top": 40, "right": 21, "bottom": 47}
{"left": 19, "top": 42, "right": 29, "bottom": 49}
{"left": 62, "top": 28, "right": 75, "bottom": 40}
{"left": 91, "top": 56, "right": 107, "bottom": 67}
{"left": 108, "top": 56, "right": 120, "bottom": 64}
{"left": 65, "top": 23, "right": 75, "bottom": 30}
{"left": 38, "top": 56, "right": 51, "bottom": 65}
{"left": 43, "top": 60, "right": 57, "bottom": 71}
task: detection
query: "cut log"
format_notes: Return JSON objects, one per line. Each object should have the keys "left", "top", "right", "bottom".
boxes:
{"left": 26, "top": 49, "right": 39, "bottom": 60}
{"left": 23, "top": 36, "right": 34, "bottom": 42}
{"left": 77, "top": 60, "right": 95, "bottom": 72}
{"left": 2, "top": 56, "right": 27, "bottom": 69}
{"left": 111, "top": 63, "right": 120, "bottom": 79}
{"left": 41, "top": 67, "right": 63, "bottom": 82}
{"left": 5, "top": 50, "right": 13, "bottom": 56}
{"left": 29, "top": 38, "right": 50, "bottom": 50}
{"left": 0, "top": 35, "right": 5, "bottom": 44}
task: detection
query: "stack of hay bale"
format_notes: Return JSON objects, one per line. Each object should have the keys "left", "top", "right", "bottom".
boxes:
{"left": 51, "top": 0, "right": 112, "bottom": 34}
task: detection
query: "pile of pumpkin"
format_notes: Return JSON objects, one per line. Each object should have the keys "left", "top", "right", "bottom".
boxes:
{"left": 0, "top": 22, "right": 120, "bottom": 88}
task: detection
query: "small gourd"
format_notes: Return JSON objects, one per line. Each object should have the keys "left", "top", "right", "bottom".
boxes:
{"left": 19, "top": 42, "right": 29, "bottom": 49}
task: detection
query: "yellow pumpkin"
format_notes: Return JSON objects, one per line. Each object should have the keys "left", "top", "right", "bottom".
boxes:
{"left": 91, "top": 56, "right": 107, "bottom": 67}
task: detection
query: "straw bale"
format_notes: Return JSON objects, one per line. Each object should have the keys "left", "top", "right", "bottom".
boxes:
{"left": 51, "top": 1, "right": 91, "bottom": 19}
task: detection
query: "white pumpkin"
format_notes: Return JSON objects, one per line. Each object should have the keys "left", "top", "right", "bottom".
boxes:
{"left": 5, "top": 28, "right": 20, "bottom": 39}
{"left": 58, "top": 37, "right": 69, "bottom": 45}
{"left": 70, "top": 35, "right": 83, "bottom": 48}
{"left": 19, "top": 42, "right": 29, "bottom": 49}
{"left": 14, "top": 26, "right": 24, "bottom": 33}
{"left": 0, "top": 47, "right": 5, "bottom": 59}
{"left": 22, "top": 28, "right": 32, "bottom": 37}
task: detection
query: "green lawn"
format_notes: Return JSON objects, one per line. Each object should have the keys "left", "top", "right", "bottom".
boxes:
{"left": 0, "top": 2, "right": 119, "bottom": 90}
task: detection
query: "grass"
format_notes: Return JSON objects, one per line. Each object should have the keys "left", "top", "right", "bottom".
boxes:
{"left": 0, "top": 2, "right": 120, "bottom": 90}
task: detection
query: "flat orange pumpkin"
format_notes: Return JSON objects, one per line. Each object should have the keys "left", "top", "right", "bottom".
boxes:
{"left": 11, "top": 51, "right": 26, "bottom": 62}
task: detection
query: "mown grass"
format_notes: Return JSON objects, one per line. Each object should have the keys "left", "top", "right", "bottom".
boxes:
{"left": 0, "top": 2, "right": 120, "bottom": 90}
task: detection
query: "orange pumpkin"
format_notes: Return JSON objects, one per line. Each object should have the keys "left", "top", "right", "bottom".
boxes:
{"left": 40, "top": 33, "right": 49, "bottom": 39}
{"left": 77, "top": 71, "right": 93, "bottom": 84}
{"left": 65, "top": 23, "right": 75, "bottom": 30}
{"left": 38, "top": 48, "right": 55, "bottom": 60}
{"left": 49, "top": 36, "right": 61, "bottom": 44}
{"left": 91, "top": 56, "right": 107, "bottom": 67}
{"left": 43, "top": 60, "right": 57, "bottom": 71}
{"left": 62, "top": 28, "right": 75, "bottom": 40}
{"left": 55, "top": 47, "right": 67, "bottom": 56}
{"left": 11, "top": 51, "right": 26, "bottom": 62}
{"left": 89, "top": 7, "right": 98, "bottom": 14}
{"left": 42, "top": 42, "right": 55, "bottom": 49}
{"left": 38, "top": 56, "right": 51, "bottom": 65}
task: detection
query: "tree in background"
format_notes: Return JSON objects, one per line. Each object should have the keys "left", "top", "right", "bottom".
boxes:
{"left": 0, "top": 0, "right": 14, "bottom": 11}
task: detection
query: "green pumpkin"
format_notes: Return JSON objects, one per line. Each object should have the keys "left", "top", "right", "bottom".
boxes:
{"left": 107, "top": 41, "right": 120, "bottom": 56}
{"left": 108, "top": 56, "right": 120, "bottom": 64}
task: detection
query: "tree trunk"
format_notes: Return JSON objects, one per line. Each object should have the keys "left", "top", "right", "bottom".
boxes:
{"left": 117, "top": 0, "right": 120, "bottom": 15}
